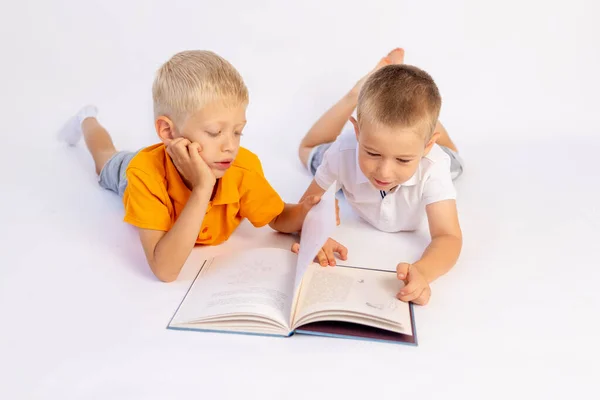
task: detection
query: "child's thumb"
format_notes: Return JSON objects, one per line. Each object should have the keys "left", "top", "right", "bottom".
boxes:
{"left": 291, "top": 243, "right": 300, "bottom": 253}
{"left": 396, "top": 263, "right": 411, "bottom": 280}
{"left": 303, "top": 195, "right": 320, "bottom": 209}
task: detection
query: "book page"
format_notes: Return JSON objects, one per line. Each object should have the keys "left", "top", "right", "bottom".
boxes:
{"left": 292, "top": 264, "right": 413, "bottom": 334}
{"left": 294, "top": 183, "right": 338, "bottom": 290}
{"left": 170, "top": 248, "right": 297, "bottom": 329}
{"left": 332, "top": 197, "right": 429, "bottom": 271}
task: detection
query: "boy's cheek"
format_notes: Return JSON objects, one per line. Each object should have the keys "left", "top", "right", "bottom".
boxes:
{"left": 358, "top": 157, "right": 374, "bottom": 177}
{"left": 184, "top": 133, "right": 206, "bottom": 145}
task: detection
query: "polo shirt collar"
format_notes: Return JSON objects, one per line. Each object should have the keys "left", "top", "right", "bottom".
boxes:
{"left": 212, "top": 168, "right": 240, "bottom": 205}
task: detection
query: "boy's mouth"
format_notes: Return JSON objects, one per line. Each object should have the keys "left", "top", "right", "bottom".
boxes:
{"left": 373, "top": 178, "right": 392, "bottom": 187}
{"left": 213, "top": 160, "right": 233, "bottom": 170}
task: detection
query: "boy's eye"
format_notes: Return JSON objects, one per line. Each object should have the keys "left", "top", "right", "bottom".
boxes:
{"left": 397, "top": 158, "right": 411, "bottom": 163}
{"left": 366, "top": 151, "right": 380, "bottom": 157}
{"left": 206, "top": 131, "right": 219, "bottom": 137}
{"left": 234, "top": 131, "right": 244, "bottom": 136}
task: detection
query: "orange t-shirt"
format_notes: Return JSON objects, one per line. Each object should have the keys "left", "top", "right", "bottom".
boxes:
{"left": 122, "top": 144, "right": 285, "bottom": 245}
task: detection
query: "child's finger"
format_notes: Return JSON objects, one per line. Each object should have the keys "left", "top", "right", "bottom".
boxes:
{"left": 396, "top": 262, "right": 411, "bottom": 280}
{"left": 165, "top": 138, "right": 176, "bottom": 150}
{"left": 169, "top": 140, "right": 191, "bottom": 166}
{"left": 412, "top": 289, "right": 431, "bottom": 306}
{"left": 291, "top": 243, "right": 300, "bottom": 254}
{"left": 333, "top": 240, "right": 348, "bottom": 260}
{"left": 400, "top": 279, "right": 422, "bottom": 297}
{"left": 173, "top": 139, "right": 192, "bottom": 159}
{"left": 323, "top": 245, "right": 336, "bottom": 266}
{"left": 301, "top": 195, "right": 321, "bottom": 212}
{"left": 397, "top": 287, "right": 425, "bottom": 303}
{"left": 188, "top": 142, "right": 201, "bottom": 159}
{"left": 167, "top": 137, "right": 183, "bottom": 147}
{"left": 175, "top": 138, "right": 191, "bottom": 149}
{"left": 166, "top": 138, "right": 183, "bottom": 155}
{"left": 308, "top": 195, "right": 321, "bottom": 206}
{"left": 316, "top": 249, "right": 328, "bottom": 266}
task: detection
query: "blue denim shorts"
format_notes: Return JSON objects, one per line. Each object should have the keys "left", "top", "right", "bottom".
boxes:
{"left": 98, "top": 151, "right": 138, "bottom": 197}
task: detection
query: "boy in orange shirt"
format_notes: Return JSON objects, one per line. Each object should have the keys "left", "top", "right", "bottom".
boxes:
{"left": 59, "top": 50, "right": 319, "bottom": 282}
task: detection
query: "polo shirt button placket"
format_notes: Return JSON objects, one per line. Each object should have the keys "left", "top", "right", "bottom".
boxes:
{"left": 380, "top": 208, "right": 390, "bottom": 225}
{"left": 380, "top": 194, "right": 395, "bottom": 226}
{"left": 200, "top": 227, "right": 212, "bottom": 241}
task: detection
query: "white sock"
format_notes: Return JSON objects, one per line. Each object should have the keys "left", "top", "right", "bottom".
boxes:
{"left": 58, "top": 105, "right": 99, "bottom": 146}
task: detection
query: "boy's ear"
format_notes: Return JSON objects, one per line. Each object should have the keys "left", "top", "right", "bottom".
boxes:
{"left": 423, "top": 131, "right": 441, "bottom": 156}
{"left": 155, "top": 116, "right": 176, "bottom": 144}
{"left": 349, "top": 116, "right": 360, "bottom": 140}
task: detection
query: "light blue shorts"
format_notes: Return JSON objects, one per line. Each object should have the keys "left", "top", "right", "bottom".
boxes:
{"left": 306, "top": 143, "right": 464, "bottom": 180}
{"left": 98, "top": 151, "right": 138, "bottom": 197}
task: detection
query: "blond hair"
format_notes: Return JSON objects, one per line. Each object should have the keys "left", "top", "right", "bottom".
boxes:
{"left": 357, "top": 64, "right": 441, "bottom": 139}
{"left": 152, "top": 50, "right": 249, "bottom": 126}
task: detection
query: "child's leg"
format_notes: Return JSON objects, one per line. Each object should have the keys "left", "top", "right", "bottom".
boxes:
{"left": 60, "top": 107, "right": 138, "bottom": 195}
{"left": 81, "top": 118, "right": 118, "bottom": 175}
{"left": 58, "top": 106, "right": 117, "bottom": 175}
{"left": 434, "top": 121, "right": 458, "bottom": 152}
{"left": 298, "top": 48, "right": 404, "bottom": 168}
{"left": 435, "top": 121, "right": 463, "bottom": 180}
{"left": 298, "top": 93, "right": 359, "bottom": 169}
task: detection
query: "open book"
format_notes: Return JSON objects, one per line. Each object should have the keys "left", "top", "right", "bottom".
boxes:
{"left": 168, "top": 183, "right": 416, "bottom": 345}
{"left": 168, "top": 247, "right": 416, "bottom": 345}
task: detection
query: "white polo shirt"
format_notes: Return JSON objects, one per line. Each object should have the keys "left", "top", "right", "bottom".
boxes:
{"left": 314, "top": 131, "right": 457, "bottom": 232}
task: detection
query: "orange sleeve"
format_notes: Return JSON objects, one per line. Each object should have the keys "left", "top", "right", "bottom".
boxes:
{"left": 122, "top": 167, "right": 172, "bottom": 231}
{"left": 239, "top": 172, "right": 285, "bottom": 227}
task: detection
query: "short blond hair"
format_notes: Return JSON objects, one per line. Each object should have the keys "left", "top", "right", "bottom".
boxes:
{"left": 152, "top": 50, "right": 249, "bottom": 126}
{"left": 357, "top": 64, "right": 441, "bottom": 139}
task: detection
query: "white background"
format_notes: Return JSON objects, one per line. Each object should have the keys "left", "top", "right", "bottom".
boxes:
{"left": 1, "top": 0, "right": 599, "bottom": 399}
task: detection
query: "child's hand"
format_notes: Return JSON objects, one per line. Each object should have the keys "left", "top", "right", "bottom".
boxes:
{"left": 166, "top": 138, "right": 216, "bottom": 191}
{"left": 300, "top": 195, "right": 340, "bottom": 225}
{"left": 298, "top": 195, "right": 340, "bottom": 225}
{"left": 299, "top": 195, "right": 321, "bottom": 215}
{"left": 396, "top": 263, "right": 431, "bottom": 305}
{"left": 291, "top": 238, "right": 348, "bottom": 266}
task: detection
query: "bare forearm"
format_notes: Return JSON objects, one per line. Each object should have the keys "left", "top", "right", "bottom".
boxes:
{"left": 269, "top": 203, "right": 305, "bottom": 234}
{"left": 302, "top": 91, "right": 359, "bottom": 148}
{"left": 151, "top": 189, "right": 211, "bottom": 281}
{"left": 413, "top": 235, "right": 462, "bottom": 283}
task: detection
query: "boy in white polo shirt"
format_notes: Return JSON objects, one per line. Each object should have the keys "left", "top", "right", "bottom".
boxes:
{"left": 294, "top": 48, "right": 463, "bottom": 306}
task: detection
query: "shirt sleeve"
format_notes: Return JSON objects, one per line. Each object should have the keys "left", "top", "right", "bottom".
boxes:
{"left": 314, "top": 139, "right": 341, "bottom": 190}
{"left": 239, "top": 171, "right": 285, "bottom": 227}
{"left": 422, "top": 159, "right": 457, "bottom": 206}
{"left": 123, "top": 167, "right": 172, "bottom": 231}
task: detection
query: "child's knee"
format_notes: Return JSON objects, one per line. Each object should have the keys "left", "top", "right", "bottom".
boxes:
{"left": 298, "top": 146, "right": 312, "bottom": 167}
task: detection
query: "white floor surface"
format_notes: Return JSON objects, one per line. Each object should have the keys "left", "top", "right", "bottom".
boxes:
{"left": 1, "top": 1, "right": 599, "bottom": 399}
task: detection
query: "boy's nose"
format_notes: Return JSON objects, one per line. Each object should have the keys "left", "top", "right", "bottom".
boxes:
{"left": 377, "top": 161, "right": 393, "bottom": 178}
{"left": 221, "top": 136, "right": 235, "bottom": 152}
